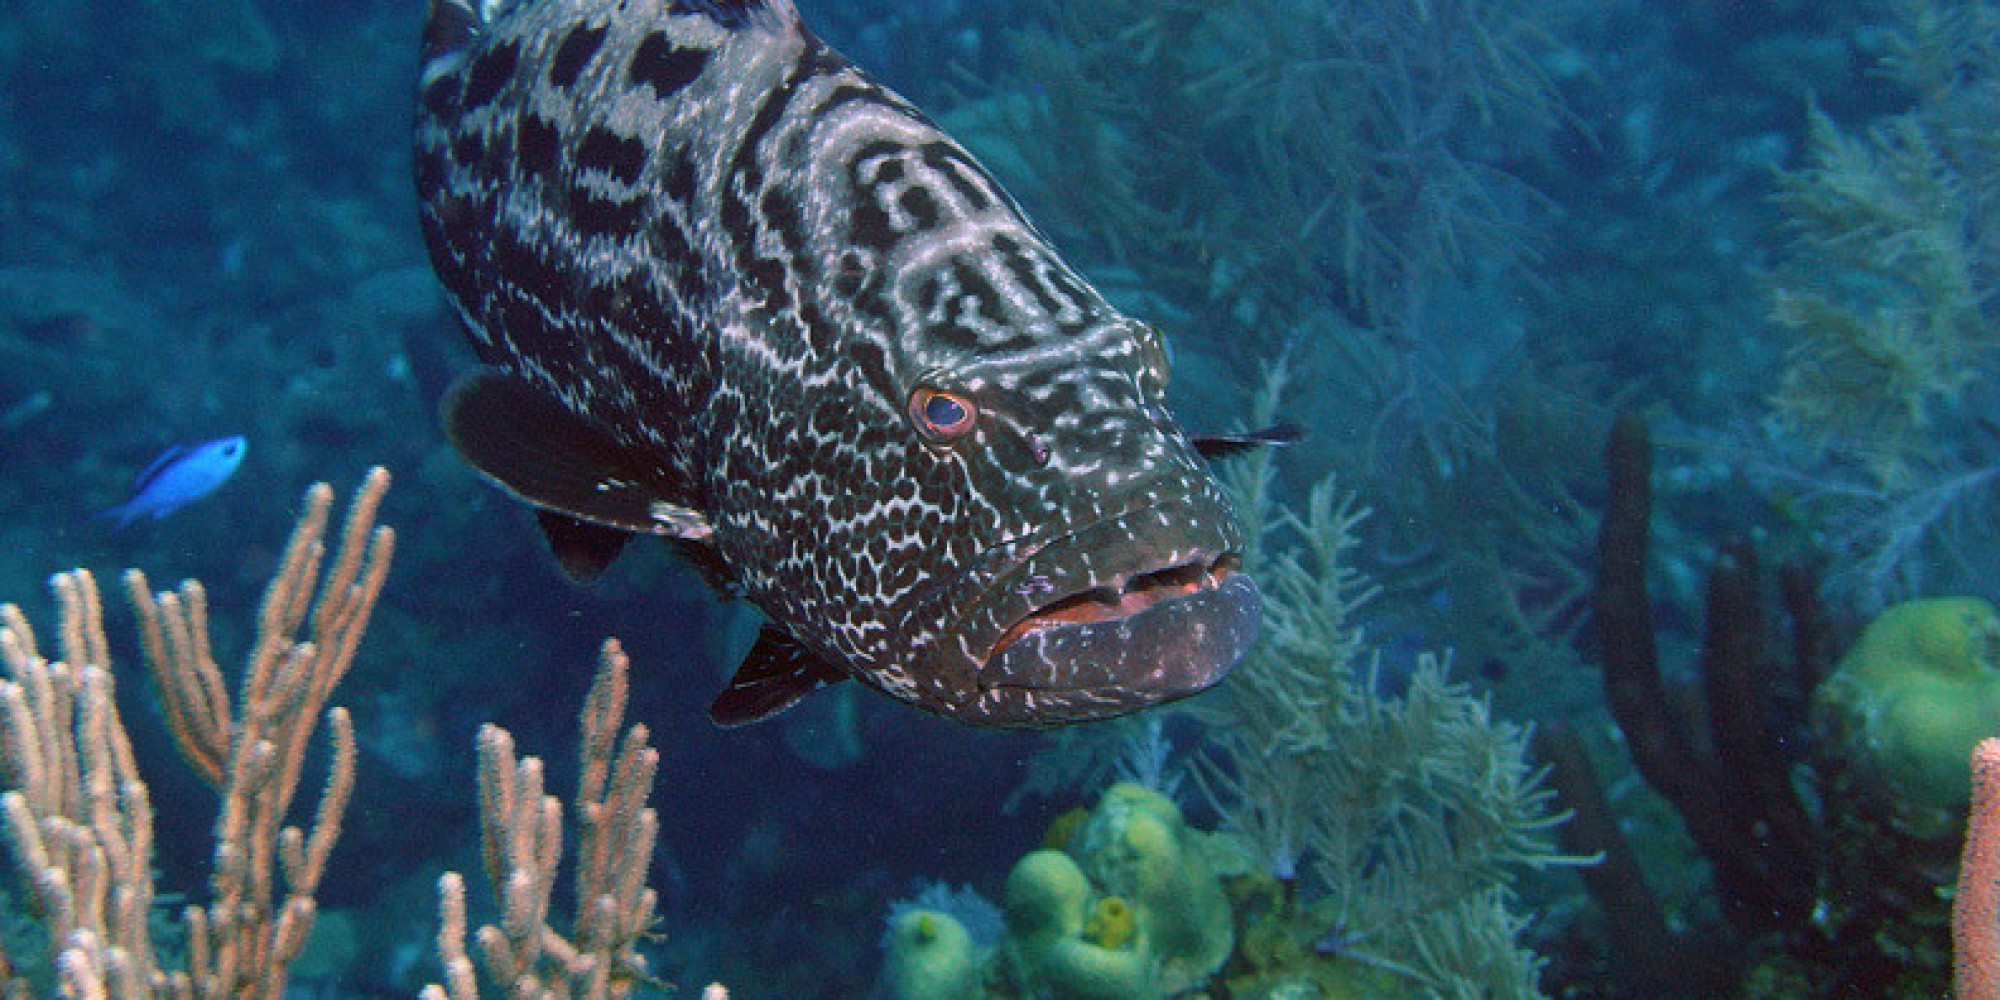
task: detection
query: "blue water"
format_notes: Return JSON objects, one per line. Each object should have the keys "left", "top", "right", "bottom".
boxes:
{"left": 1, "top": 0, "right": 1994, "bottom": 996}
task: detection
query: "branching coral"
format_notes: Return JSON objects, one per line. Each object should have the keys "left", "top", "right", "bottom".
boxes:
{"left": 421, "top": 638, "right": 664, "bottom": 1000}
{"left": 0, "top": 469, "right": 391, "bottom": 999}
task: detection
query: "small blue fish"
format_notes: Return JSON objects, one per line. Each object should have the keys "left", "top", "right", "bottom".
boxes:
{"left": 101, "top": 436, "right": 247, "bottom": 530}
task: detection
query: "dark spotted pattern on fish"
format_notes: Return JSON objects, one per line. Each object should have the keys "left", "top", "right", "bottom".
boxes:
{"left": 415, "top": 0, "right": 1261, "bottom": 727}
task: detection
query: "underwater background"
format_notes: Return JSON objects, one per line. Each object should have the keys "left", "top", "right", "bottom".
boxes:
{"left": 2, "top": 0, "right": 1999, "bottom": 997}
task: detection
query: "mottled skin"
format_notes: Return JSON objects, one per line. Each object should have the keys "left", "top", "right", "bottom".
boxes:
{"left": 415, "top": 0, "right": 1259, "bottom": 726}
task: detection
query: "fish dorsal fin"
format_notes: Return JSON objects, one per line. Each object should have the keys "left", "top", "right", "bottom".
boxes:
{"left": 709, "top": 625, "right": 847, "bottom": 727}
{"left": 420, "top": 0, "right": 535, "bottom": 73}
{"left": 679, "top": 0, "right": 790, "bottom": 31}
{"left": 421, "top": 0, "right": 483, "bottom": 64}
{"left": 131, "top": 443, "right": 188, "bottom": 492}
{"left": 1192, "top": 423, "right": 1302, "bottom": 461}
{"left": 443, "top": 369, "right": 714, "bottom": 541}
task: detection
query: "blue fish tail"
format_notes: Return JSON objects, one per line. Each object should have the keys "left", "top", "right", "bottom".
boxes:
{"left": 98, "top": 501, "right": 141, "bottom": 533}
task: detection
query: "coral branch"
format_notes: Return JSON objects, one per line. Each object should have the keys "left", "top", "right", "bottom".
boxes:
{"left": 1956, "top": 738, "right": 2000, "bottom": 1000}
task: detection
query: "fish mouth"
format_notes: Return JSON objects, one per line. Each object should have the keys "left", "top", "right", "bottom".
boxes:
{"left": 987, "top": 553, "right": 1246, "bottom": 661}
{"left": 937, "top": 494, "right": 1262, "bottom": 727}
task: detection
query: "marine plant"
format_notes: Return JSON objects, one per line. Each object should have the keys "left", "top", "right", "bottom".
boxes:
{"left": 991, "top": 0, "right": 1564, "bottom": 348}
{"left": 0, "top": 466, "right": 697, "bottom": 1000}
{"left": 976, "top": 0, "right": 1576, "bottom": 513}
{"left": 1758, "top": 0, "right": 2000, "bottom": 608}
{"left": 1769, "top": 103, "right": 1987, "bottom": 486}
{"left": 1582, "top": 412, "right": 1996, "bottom": 995}
{"left": 1191, "top": 386, "right": 1577, "bottom": 1000}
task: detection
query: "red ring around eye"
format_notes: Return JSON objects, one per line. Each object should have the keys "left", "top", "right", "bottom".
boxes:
{"left": 911, "top": 388, "right": 977, "bottom": 438}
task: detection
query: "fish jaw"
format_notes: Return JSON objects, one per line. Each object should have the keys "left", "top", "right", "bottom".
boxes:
{"left": 917, "top": 491, "right": 1262, "bottom": 727}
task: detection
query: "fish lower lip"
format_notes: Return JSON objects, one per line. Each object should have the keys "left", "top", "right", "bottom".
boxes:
{"left": 979, "top": 560, "right": 1260, "bottom": 704}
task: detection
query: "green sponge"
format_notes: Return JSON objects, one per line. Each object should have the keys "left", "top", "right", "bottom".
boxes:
{"left": 1003, "top": 849, "right": 1152, "bottom": 1000}
{"left": 1817, "top": 596, "right": 2000, "bottom": 836}
{"left": 878, "top": 907, "right": 982, "bottom": 1000}
{"left": 1000, "top": 784, "right": 1236, "bottom": 999}
{"left": 886, "top": 784, "right": 1240, "bottom": 1000}
{"left": 1067, "top": 783, "right": 1234, "bottom": 990}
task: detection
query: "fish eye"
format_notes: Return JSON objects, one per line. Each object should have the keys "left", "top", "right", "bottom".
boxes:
{"left": 910, "top": 387, "right": 977, "bottom": 440}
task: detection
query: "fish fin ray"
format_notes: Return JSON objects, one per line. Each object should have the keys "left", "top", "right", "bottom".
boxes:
{"left": 1192, "top": 423, "right": 1302, "bottom": 461}
{"left": 679, "top": 0, "right": 790, "bottom": 31}
{"left": 443, "top": 369, "right": 714, "bottom": 540}
{"left": 708, "top": 625, "right": 846, "bottom": 727}
{"left": 421, "top": 0, "right": 484, "bottom": 62}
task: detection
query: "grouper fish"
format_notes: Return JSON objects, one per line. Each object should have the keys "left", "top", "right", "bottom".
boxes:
{"left": 414, "top": 0, "right": 1263, "bottom": 727}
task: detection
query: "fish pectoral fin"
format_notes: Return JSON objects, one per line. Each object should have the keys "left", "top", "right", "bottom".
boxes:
{"left": 1191, "top": 422, "right": 1302, "bottom": 461}
{"left": 443, "top": 369, "right": 714, "bottom": 540}
{"left": 708, "top": 625, "right": 847, "bottom": 728}
{"left": 534, "top": 510, "right": 631, "bottom": 583}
